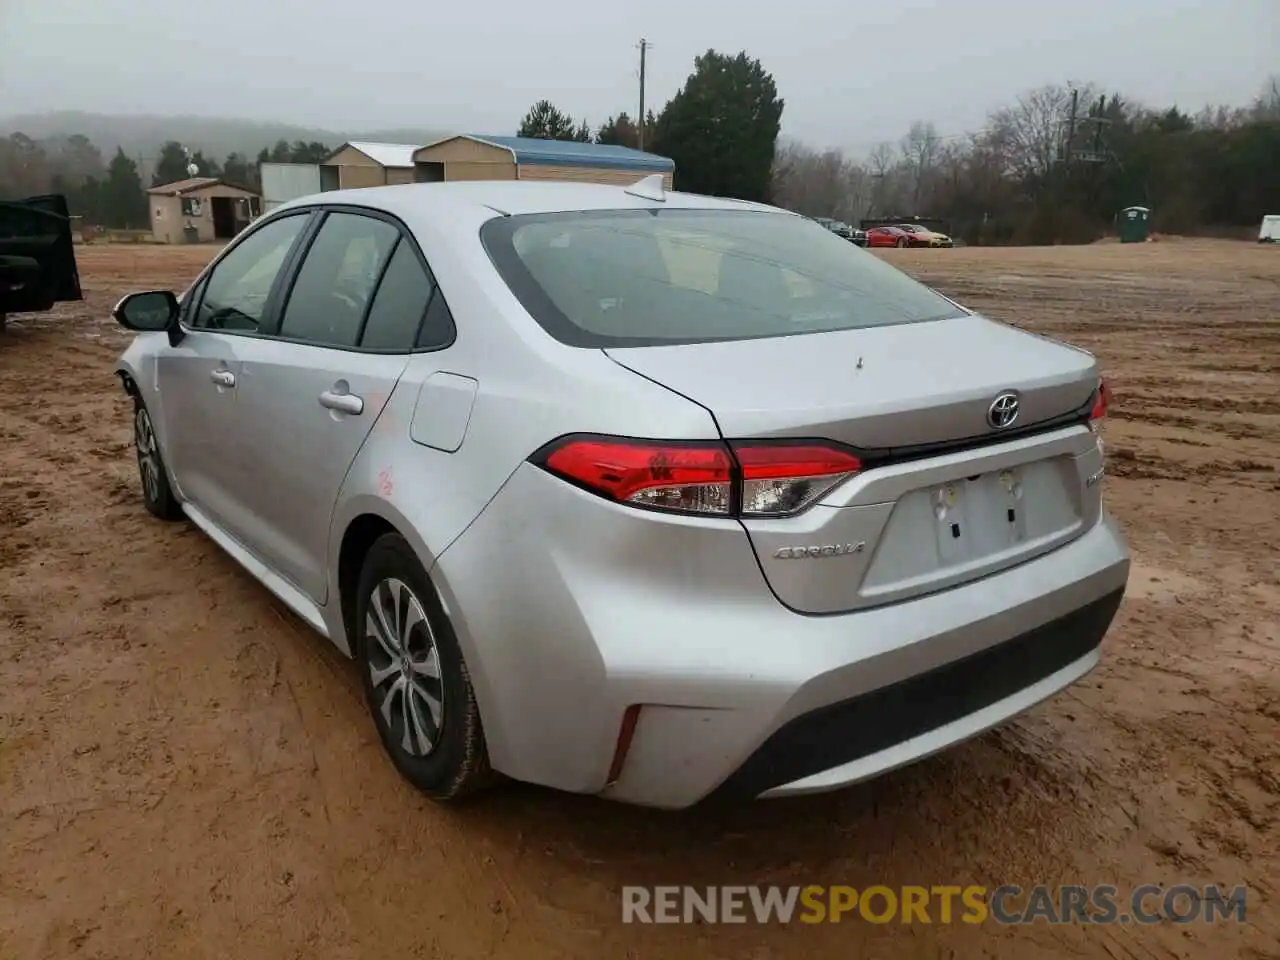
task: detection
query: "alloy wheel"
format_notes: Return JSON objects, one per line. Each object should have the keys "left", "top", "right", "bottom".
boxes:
{"left": 365, "top": 577, "right": 445, "bottom": 757}
{"left": 134, "top": 407, "right": 162, "bottom": 504}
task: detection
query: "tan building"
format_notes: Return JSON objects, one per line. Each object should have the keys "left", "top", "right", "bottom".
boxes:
{"left": 412, "top": 135, "right": 675, "bottom": 188}
{"left": 147, "top": 177, "right": 261, "bottom": 244}
{"left": 262, "top": 137, "right": 676, "bottom": 208}
{"left": 321, "top": 141, "right": 418, "bottom": 190}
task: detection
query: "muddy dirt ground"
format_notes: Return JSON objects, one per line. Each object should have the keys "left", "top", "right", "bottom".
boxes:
{"left": 1, "top": 239, "right": 1277, "bottom": 959}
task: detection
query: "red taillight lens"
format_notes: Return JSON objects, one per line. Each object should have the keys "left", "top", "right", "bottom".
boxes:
{"left": 1089, "top": 380, "right": 1109, "bottom": 426}
{"left": 535, "top": 436, "right": 861, "bottom": 517}
{"left": 541, "top": 438, "right": 733, "bottom": 514}
{"left": 732, "top": 442, "right": 863, "bottom": 516}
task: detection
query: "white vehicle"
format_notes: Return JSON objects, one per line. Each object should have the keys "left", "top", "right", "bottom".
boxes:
{"left": 1258, "top": 215, "right": 1280, "bottom": 243}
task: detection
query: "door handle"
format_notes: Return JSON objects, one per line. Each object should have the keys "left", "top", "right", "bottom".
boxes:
{"left": 210, "top": 369, "right": 235, "bottom": 387}
{"left": 319, "top": 390, "right": 364, "bottom": 415}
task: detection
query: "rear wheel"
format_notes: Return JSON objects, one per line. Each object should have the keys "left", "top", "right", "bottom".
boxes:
{"left": 133, "top": 399, "right": 184, "bottom": 521}
{"left": 355, "top": 532, "right": 494, "bottom": 801}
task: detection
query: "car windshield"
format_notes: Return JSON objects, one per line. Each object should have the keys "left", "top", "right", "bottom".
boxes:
{"left": 481, "top": 209, "right": 962, "bottom": 348}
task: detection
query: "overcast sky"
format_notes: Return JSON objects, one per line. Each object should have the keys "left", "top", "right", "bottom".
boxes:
{"left": 1, "top": 0, "right": 1274, "bottom": 154}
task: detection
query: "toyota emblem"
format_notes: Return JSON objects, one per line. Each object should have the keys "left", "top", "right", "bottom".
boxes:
{"left": 987, "top": 391, "right": 1020, "bottom": 429}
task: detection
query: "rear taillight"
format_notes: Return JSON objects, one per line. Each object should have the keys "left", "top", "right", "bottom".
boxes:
{"left": 1089, "top": 380, "right": 1109, "bottom": 423}
{"left": 542, "top": 438, "right": 734, "bottom": 515}
{"left": 1088, "top": 379, "right": 1109, "bottom": 436}
{"left": 733, "top": 442, "right": 863, "bottom": 515}
{"left": 534, "top": 436, "right": 861, "bottom": 517}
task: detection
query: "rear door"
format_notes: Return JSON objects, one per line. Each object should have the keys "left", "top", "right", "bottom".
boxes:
{"left": 226, "top": 207, "right": 428, "bottom": 603}
{"left": 0, "top": 194, "right": 82, "bottom": 315}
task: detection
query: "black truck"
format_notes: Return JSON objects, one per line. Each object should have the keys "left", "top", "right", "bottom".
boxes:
{"left": 0, "top": 194, "right": 83, "bottom": 333}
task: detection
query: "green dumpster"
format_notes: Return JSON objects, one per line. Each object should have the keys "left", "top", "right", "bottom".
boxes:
{"left": 1118, "top": 206, "right": 1150, "bottom": 243}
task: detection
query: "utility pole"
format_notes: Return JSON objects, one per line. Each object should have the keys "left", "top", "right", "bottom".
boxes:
{"left": 638, "top": 38, "right": 650, "bottom": 151}
{"left": 1064, "top": 87, "right": 1080, "bottom": 169}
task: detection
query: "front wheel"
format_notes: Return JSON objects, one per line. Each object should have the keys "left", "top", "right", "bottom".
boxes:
{"left": 133, "top": 399, "right": 184, "bottom": 521}
{"left": 896, "top": 237, "right": 908, "bottom": 248}
{"left": 355, "top": 532, "right": 495, "bottom": 802}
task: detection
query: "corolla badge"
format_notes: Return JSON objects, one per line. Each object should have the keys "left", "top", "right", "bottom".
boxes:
{"left": 774, "top": 542, "right": 865, "bottom": 560}
{"left": 987, "top": 391, "right": 1021, "bottom": 429}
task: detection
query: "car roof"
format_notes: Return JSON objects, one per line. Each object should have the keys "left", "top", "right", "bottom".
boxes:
{"left": 273, "top": 179, "right": 787, "bottom": 220}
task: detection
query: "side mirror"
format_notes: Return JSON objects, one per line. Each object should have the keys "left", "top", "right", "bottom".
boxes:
{"left": 112, "top": 290, "right": 179, "bottom": 333}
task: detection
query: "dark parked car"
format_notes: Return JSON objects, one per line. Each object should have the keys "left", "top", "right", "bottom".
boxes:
{"left": 0, "top": 194, "right": 82, "bottom": 332}
{"left": 814, "top": 217, "right": 868, "bottom": 247}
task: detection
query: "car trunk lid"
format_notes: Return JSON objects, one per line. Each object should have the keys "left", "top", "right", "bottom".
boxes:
{"left": 604, "top": 314, "right": 1098, "bottom": 449}
{"left": 605, "top": 314, "right": 1106, "bottom": 612}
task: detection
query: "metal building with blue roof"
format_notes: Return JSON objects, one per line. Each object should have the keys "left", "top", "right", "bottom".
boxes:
{"left": 411, "top": 134, "right": 675, "bottom": 188}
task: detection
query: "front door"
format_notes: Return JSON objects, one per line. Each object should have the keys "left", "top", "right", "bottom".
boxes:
{"left": 155, "top": 329, "right": 244, "bottom": 525}
{"left": 226, "top": 209, "right": 423, "bottom": 602}
{"left": 156, "top": 211, "right": 311, "bottom": 534}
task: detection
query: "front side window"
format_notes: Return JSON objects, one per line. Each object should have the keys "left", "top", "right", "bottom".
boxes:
{"left": 193, "top": 213, "right": 307, "bottom": 332}
{"left": 481, "top": 209, "right": 962, "bottom": 348}
{"left": 278, "top": 212, "right": 399, "bottom": 348}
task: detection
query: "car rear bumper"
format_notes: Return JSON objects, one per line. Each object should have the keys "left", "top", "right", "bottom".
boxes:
{"left": 714, "top": 587, "right": 1119, "bottom": 800}
{"left": 435, "top": 465, "right": 1130, "bottom": 809}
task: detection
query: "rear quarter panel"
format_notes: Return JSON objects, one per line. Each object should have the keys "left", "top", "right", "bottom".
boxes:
{"left": 326, "top": 202, "right": 722, "bottom": 669}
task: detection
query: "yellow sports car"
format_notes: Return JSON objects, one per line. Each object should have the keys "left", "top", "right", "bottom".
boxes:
{"left": 896, "top": 224, "right": 954, "bottom": 247}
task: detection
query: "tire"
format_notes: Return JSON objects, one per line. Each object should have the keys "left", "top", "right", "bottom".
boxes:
{"left": 132, "top": 398, "right": 184, "bottom": 521}
{"left": 896, "top": 237, "right": 908, "bottom": 248}
{"left": 355, "top": 532, "right": 494, "bottom": 801}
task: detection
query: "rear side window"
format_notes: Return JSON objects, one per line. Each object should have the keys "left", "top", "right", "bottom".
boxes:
{"left": 359, "top": 239, "right": 435, "bottom": 351}
{"left": 279, "top": 211, "right": 399, "bottom": 347}
{"left": 481, "top": 209, "right": 961, "bottom": 347}
{"left": 416, "top": 288, "right": 456, "bottom": 349}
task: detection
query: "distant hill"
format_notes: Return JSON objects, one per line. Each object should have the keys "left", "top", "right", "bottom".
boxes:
{"left": 1, "top": 111, "right": 452, "bottom": 177}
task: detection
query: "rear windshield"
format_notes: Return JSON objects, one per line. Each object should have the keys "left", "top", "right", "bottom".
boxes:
{"left": 480, "top": 209, "right": 962, "bottom": 347}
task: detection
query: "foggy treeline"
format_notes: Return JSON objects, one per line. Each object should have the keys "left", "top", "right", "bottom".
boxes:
{"left": 772, "top": 78, "right": 1280, "bottom": 243}
{"left": 1, "top": 75, "right": 1277, "bottom": 243}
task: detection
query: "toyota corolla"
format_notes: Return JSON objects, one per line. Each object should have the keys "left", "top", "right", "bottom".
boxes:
{"left": 112, "top": 177, "right": 1129, "bottom": 809}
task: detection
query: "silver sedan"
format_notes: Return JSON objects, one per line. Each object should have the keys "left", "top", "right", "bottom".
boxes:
{"left": 112, "top": 177, "right": 1129, "bottom": 809}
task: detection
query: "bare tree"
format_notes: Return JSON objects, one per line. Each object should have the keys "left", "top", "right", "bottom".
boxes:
{"left": 1251, "top": 75, "right": 1280, "bottom": 121}
{"left": 987, "top": 83, "right": 1097, "bottom": 181}
{"left": 866, "top": 141, "right": 903, "bottom": 215}
{"left": 899, "top": 120, "right": 940, "bottom": 209}
{"left": 771, "top": 139, "right": 870, "bottom": 222}
{"left": 839, "top": 164, "right": 872, "bottom": 222}
{"left": 0, "top": 133, "right": 50, "bottom": 198}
